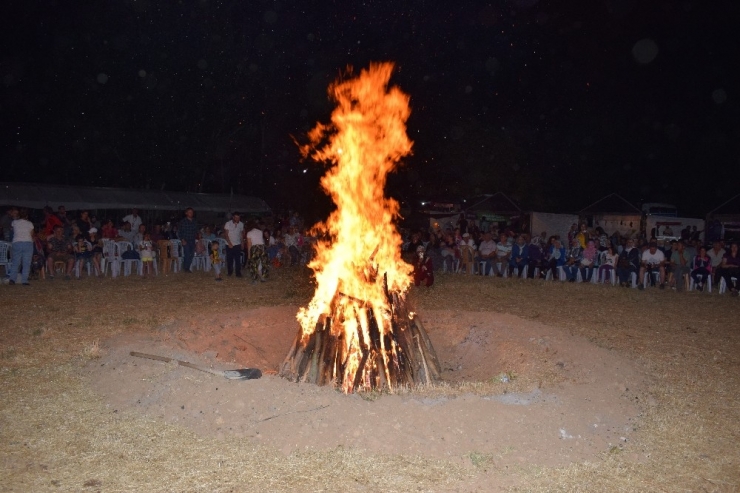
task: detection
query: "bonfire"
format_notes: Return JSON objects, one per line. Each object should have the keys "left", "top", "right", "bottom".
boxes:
{"left": 279, "top": 62, "right": 440, "bottom": 393}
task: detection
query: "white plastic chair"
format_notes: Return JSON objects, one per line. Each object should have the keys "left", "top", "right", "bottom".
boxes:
{"left": 689, "top": 274, "right": 712, "bottom": 293}
{"left": 0, "top": 241, "right": 10, "bottom": 276}
{"left": 594, "top": 267, "right": 617, "bottom": 285}
{"left": 169, "top": 239, "right": 183, "bottom": 273}
{"left": 74, "top": 241, "right": 99, "bottom": 278}
{"left": 642, "top": 270, "right": 661, "bottom": 288}
{"left": 546, "top": 265, "right": 566, "bottom": 281}
{"left": 116, "top": 241, "right": 140, "bottom": 276}
{"left": 719, "top": 276, "right": 738, "bottom": 295}
{"left": 102, "top": 239, "right": 121, "bottom": 278}
{"left": 191, "top": 239, "right": 207, "bottom": 271}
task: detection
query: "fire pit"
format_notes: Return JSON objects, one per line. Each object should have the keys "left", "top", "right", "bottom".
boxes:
{"left": 279, "top": 62, "right": 441, "bottom": 393}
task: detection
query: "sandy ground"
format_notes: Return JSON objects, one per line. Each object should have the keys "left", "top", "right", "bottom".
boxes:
{"left": 85, "top": 306, "right": 644, "bottom": 472}
{"left": 2, "top": 269, "right": 738, "bottom": 492}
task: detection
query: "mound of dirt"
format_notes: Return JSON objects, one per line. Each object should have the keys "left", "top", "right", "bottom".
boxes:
{"left": 85, "top": 307, "right": 645, "bottom": 469}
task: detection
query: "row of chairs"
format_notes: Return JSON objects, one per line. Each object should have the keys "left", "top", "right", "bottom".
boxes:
{"left": 444, "top": 247, "right": 736, "bottom": 293}
{"left": 75, "top": 238, "right": 229, "bottom": 278}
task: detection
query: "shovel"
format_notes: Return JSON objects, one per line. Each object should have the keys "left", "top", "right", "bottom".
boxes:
{"left": 130, "top": 351, "right": 262, "bottom": 380}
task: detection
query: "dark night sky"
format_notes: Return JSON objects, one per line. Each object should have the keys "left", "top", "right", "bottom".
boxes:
{"left": 2, "top": 0, "right": 739, "bottom": 217}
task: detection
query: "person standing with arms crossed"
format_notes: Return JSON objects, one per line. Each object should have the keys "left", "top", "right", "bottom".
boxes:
{"left": 223, "top": 211, "right": 244, "bottom": 278}
{"left": 178, "top": 208, "right": 198, "bottom": 273}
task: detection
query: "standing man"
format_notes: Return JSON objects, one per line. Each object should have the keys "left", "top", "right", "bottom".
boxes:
{"left": 43, "top": 206, "right": 63, "bottom": 237}
{"left": 223, "top": 211, "right": 244, "bottom": 277}
{"left": 57, "top": 205, "right": 72, "bottom": 238}
{"left": 122, "top": 208, "right": 143, "bottom": 232}
{"left": 178, "top": 208, "right": 198, "bottom": 273}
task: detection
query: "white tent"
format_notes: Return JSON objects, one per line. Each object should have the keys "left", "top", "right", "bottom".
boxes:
{"left": 0, "top": 182, "right": 270, "bottom": 215}
{"left": 529, "top": 212, "right": 579, "bottom": 242}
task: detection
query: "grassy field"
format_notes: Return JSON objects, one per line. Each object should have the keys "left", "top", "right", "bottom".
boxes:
{"left": 1, "top": 268, "right": 738, "bottom": 492}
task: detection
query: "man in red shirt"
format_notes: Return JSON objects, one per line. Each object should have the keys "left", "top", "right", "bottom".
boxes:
{"left": 43, "top": 206, "right": 63, "bottom": 237}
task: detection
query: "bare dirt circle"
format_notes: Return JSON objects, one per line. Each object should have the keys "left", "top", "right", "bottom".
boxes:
{"left": 85, "top": 306, "right": 644, "bottom": 470}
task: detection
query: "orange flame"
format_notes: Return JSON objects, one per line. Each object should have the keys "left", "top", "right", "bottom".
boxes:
{"left": 297, "top": 62, "right": 413, "bottom": 392}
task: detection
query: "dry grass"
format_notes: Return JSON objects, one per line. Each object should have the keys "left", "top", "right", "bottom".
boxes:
{"left": 1, "top": 268, "right": 739, "bottom": 492}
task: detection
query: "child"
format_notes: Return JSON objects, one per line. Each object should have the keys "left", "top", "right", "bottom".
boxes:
{"left": 73, "top": 235, "right": 92, "bottom": 275}
{"left": 139, "top": 233, "right": 154, "bottom": 275}
{"left": 210, "top": 241, "right": 223, "bottom": 281}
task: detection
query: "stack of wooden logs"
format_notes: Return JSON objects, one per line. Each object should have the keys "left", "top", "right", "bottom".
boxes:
{"left": 279, "top": 291, "right": 441, "bottom": 393}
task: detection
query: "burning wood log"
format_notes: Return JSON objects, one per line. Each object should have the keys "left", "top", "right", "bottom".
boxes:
{"left": 279, "top": 286, "right": 440, "bottom": 392}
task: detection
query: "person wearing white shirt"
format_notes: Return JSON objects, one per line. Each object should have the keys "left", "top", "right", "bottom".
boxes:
{"left": 4, "top": 208, "right": 34, "bottom": 285}
{"left": 223, "top": 212, "right": 244, "bottom": 277}
{"left": 122, "top": 209, "right": 142, "bottom": 232}
{"left": 638, "top": 241, "right": 666, "bottom": 289}
{"left": 246, "top": 222, "right": 268, "bottom": 282}
{"left": 493, "top": 233, "right": 512, "bottom": 276}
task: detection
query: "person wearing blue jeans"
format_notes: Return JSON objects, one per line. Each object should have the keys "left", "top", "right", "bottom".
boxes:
{"left": 178, "top": 207, "right": 198, "bottom": 272}
{"left": 5, "top": 209, "right": 35, "bottom": 285}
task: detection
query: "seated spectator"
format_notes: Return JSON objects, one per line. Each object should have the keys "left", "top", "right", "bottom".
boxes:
{"left": 638, "top": 241, "right": 666, "bottom": 290}
{"left": 477, "top": 232, "right": 497, "bottom": 276}
{"left": 284, "top": 226, "right": 301, "bottom": 266}
{"left": 46, "top": 225, "right": 74, "bottom": 280}
{"left": 691, "top": 246, "right": 712, "bottom": 292}
{"left": 264, "top": 229, "right": 280, "bottom": 262}
{"left": 616, "top": 238, "right": 640, "bottom": 287}
{"left": 508, "top": 234, "right": 529, "bottom": 277}
{"left": 201, "top": 225, "right": 216, "bottom": 241}
{"left": 73, "top": 234, "right": 93, "bottom": 274}
{"left": 669, "top": 240, "right": 692, "bottom": 292}
{"left": 150, "top": 223, "right": 167, "bottom": 242}
{"left": 598, "top": 246, "right": 619, "bottom": 283}
{"left": 493, "top": 233, "right": 511, "bottom": 276}
{"left": 31, "top": 230, "right": 46, "bottom": 279}
{"left": 707, "top": 241, "right": 726, "bottom": 285}
{"left": 88, "top": 228, "right": 104, "bottom": 276}
{"left": 526, "top": 240, "right": 546, "bottom": 279}
{"left": 717, "top": 243, "right": 740, "bottom": 296}
{"left": 101, "top": 219, "right": 118, "bottom": 239}
{"left": 580, "top": 240, "right": 598, "bottom": 282}
{"left": 132, "top": 224, "right": 146, "bottom": 246}
{"left": 117, "top": 222, "right": 135, "bottom": 243}
{"left": 139, "top": 233, "right": 155, "bottom": 276}
{"left": 595, "top": 227, "right": 609, "bottom": 252}
{"left": 413, "top": 245, "right": 434, "bottom": 287}
{"left": 546, "top": 239, "right": 566, "bottom": 280}
{"left": 439, "top": 233, "right": 457, "bottom": 272}
{"left": 563, "top": 238, "right": 583, "bottom": 282}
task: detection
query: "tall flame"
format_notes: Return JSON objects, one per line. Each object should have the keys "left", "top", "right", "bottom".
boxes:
{"left": 297, "top": 62, "right": 413, "bottom": 391}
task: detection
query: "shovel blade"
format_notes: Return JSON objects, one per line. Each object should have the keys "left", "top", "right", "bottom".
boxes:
{"left": 223, "top": 368, "right": 262, "bottom": 380}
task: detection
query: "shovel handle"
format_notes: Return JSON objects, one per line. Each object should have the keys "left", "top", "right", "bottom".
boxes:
{"left": 130, "top": 351, "right": 220, "bottom": 376}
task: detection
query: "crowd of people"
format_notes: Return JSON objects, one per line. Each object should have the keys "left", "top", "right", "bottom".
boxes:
{"left": 1, "top": 205, "right": 311, "bottom": 285}
{"left": 404, "top": 220, "right": 740, "bottom": 296}
{"left": 3, "top": 205, "right": 739, "bottom": 296}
